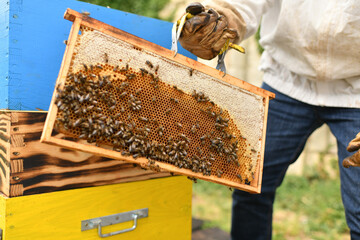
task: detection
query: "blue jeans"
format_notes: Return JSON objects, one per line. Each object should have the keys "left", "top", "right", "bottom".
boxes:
{"left": 231, "top": 83, "right": 360, "bottom": 240}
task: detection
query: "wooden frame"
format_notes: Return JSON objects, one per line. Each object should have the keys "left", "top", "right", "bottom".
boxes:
{"left": 0, "top": 176, "right": 192, "bottom": 240}
{"left": 41, "top": 9, "right": 274, "bottom": 193}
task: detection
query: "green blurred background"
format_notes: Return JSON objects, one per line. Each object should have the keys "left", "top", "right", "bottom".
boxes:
{"left": 79, "top": 0, "right": 170, "bottom": 19}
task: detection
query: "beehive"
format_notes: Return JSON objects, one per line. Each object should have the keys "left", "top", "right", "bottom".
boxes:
{"left": 41, "top": 9, "right": 274, "bottom": 193}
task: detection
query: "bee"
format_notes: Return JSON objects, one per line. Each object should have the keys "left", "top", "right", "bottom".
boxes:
{"left": 157, "top": 126, "right": 164, "bottom": 136}
{"left": 145, "top": 60, "right": 153, "bottom": 68}
{"left": 120, "top": 105, "right": 125, "bottom": 113}
{"left": 154, "top": 65, "right": 159, "bottom": 73}
{"left": 82, "top": 63, "right": 88, "bottom": 71}
{"left": 79, "top": 133, "right": 87, "bottom": 139}
{"left": 200, "top": 135, "right": 207, "bottom": 141}
{"left": 119, "top": 91, "right": 127, "bottom": 98}
{"left": 189, "top": 68, "right": 193, "bottom": 76}
{"left": 165, "top": 108, "right": 171, "bottom": 114}
{"left": 191, "top": 125, "right": 197, "bottom": 134}
{"left": 121, "top": 82, "right": 129, "bottom": 88}
{"left": 56, "top": 100, "right": 63, "bottom": 108}
{"left": 91, "top": 129, "right": 98, "bottom": 137}
{"left": 139, "top": 68, "right": 148, "bottom": 76}
{"left": 236, "top": 174, "right": 243, "bottom": 182}
{"left": 63, "top": 40, "right": 68, "bottom": 45}
{"left": 135, "top": 88, "right": 142, "bottom": 95}
{"left": 104, "top": 53, "right": 109, "bottom": 63}
{"left": 121, "top": 151, "right": 130, "bottom": 156}
{"left": 175, "top": 122, "right": 182, "bottom": 129}
{"left": 126, "top": 73, "right": 135, "bottom": 80}
{"left": 82, "top": 11, "right": 90, "bottom": 16}
{"left": 187, "top": 177, "right": 197, "bottom": 183}
{"left": 73, "top": 118, "right": 82, "bottom": 127}
{"left": 138, "top": 116, "right": 148, "bottom": 122}
{"left": 113, "top": 65, "right": 119, "bottom": 71}
{"left": 170, "top": 97, "right": 179, "bottom": 103}
{"left": 152, "top": 96, "right": 157, "bottom": 102}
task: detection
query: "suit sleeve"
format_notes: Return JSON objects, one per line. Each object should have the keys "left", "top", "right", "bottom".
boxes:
{"left": 202, "top": 0, "right": 276, "bottom": 42}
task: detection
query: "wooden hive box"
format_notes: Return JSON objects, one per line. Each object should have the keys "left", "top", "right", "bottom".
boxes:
{"left": 0, "top": 110, "right": 192, "bottom": 239}
{"left": 0, "top": 176, "right": 192, "bottom": 240}
{"left": 0, "top": 110, "right": 171, "bottom": 197}
{"left": 0, "top": 0, "right": 193, "bottom": 239}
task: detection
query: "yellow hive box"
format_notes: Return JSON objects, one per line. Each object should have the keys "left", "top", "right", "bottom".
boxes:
{"left": 0, "top": 176, "right": 192, "bottom": 240}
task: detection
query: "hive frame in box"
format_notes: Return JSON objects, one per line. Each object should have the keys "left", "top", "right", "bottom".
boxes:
{"left": 41, "top": 9, "right": 275, "bottom": 193}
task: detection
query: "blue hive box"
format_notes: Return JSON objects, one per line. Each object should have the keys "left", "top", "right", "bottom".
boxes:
{"left": 0, "top": 0, "right": 193, "bottom": 110}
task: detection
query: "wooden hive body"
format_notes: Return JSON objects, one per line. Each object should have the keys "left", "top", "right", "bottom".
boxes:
{"left": 0, "top": 0, "right": 192, "bottom": 197}
{"left": 0, "top": 1, "right": 192, "bottom": 239}
{"left": 0, "top": 0, "right": 193, "bottom": 111}
{"left": 41, "top": 9, "right": 274, "bottom": 193}
{"left": 0, "top": 176, "right": 192, "bottom": 240}
{"left": 0, "top": 110, "right": 169, "bottom": 197}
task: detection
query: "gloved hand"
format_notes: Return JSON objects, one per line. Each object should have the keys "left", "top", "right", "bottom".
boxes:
{"left": 179, "top": 2, "right": 240, "bottom": 60}
{"left": 342, "top": 132, "right": 360, "bottom": 168}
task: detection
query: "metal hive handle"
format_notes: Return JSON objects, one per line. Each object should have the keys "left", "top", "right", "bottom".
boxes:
{"left": 97, "top": 214, "right": 138, "bottom": 238}
{"left": 81, "top": 208, "right": 148, "bottom": 238}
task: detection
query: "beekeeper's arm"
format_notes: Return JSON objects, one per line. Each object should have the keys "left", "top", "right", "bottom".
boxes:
{"left": 179, "top": 0, "right": 274, "bottom": 60}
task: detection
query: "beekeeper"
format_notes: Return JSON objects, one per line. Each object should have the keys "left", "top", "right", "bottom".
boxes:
{"left": 178, "top": 1, "right": 360, "bottom": 239}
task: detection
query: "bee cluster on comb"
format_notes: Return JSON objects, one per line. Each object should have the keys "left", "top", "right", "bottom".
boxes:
{"left": 54, "top": 55, "right": 254, "bottom": 184}
{"left": 45, "top": 22, "right": 269, "bottom": 192}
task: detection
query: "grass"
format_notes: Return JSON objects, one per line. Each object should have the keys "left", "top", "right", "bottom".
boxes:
{"left": 192, "top": 180, "right": 233, "bottom": 232}
{"left": 192, "top": 174, "right": 349, "bottom": 239}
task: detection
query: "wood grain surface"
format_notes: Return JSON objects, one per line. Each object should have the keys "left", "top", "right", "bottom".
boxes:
{"left": 3, "top": 111, "right": 168, "bottom": 197}
{"left": 0, "top": 112, "right": 11, "bottom": 196}
{"left": 2, "top": 176, "right": 192, "bottom": 240}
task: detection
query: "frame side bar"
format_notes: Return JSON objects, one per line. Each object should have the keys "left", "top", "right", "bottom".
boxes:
{"left": 41, "top": 17, "right": 82, "bottom": 142}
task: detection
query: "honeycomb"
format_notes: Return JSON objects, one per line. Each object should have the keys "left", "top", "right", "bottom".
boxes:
{"left": 51, "top": 24, "right": 267, "bottom": 190}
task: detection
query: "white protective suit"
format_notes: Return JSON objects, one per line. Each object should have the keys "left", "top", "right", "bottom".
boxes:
{"left": 204, "top": 0, "right": 360, "bottom": 108}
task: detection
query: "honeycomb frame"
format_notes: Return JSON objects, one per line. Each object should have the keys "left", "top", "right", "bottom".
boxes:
{"left": 41, "top": 9, "right": 275, "bottom": 193}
